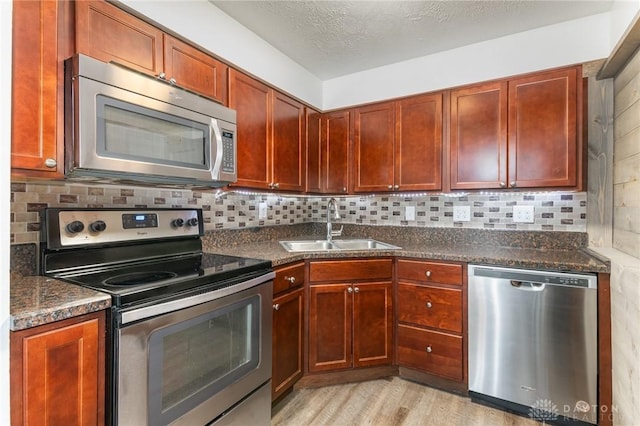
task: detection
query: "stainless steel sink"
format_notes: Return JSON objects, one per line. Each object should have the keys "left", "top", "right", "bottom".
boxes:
{"left": 332, "top": 239, "right": 401, "bottom": 250}
{"left": 279, "top": 239, "right": 401, "bottom": 252}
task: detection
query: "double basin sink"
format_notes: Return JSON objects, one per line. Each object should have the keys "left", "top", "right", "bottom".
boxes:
{"left": 280, "top": 239, "right": 401, "bottom": 252}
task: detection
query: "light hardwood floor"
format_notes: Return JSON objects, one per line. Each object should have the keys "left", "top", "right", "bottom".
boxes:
{"left": 272, "top": 377, "right": 540, "bottom": 426}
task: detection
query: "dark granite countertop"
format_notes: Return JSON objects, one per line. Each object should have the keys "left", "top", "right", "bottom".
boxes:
{"left": 10, "top": 274, "right": 111, "bottom": 331}
{"left": 204, "top": 234, "right": 610, "bottom": 273}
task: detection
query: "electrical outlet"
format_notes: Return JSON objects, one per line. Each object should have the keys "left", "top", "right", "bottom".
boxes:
{"left": 453, "top": 205, "right": 471, "bottom": 222}
{"left": 513, "top": 205, "right": 535, "bottom": 223}
{"left": 258, "top": 202, "right": 268, "bottom": 219}
{"left": 405, "top": 206, "right": 415, "bottom": 221}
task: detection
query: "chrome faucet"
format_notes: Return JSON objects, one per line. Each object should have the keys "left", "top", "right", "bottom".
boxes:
{"left": 326, "top": 197, "right": 343, "bottom": 242}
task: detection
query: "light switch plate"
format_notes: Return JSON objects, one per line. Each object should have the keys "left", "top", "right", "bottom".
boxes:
{"left": 453, "top": 205, "right": 471, "bottom": 222}
{"left": 513, "top": 205, "right": 535, "bottom": 223}
{"left": 258, "top": 202, "right": 268, "bottom": 219}
{"left": 405, "top": 206, "right": 415, "bottom": 221}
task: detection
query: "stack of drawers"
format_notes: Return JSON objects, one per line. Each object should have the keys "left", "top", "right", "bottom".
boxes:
{"left": 396, "top": 259, "right": 464, "bottom": 382}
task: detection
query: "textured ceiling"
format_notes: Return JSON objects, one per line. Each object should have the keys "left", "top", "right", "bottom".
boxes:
{"left": 210, "top": 0, "right": 614, "bottom": 79}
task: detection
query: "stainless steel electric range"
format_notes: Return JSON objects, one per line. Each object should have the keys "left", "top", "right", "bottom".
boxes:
{"left": 40, "top": 208, "right": 274, "bottom": 426}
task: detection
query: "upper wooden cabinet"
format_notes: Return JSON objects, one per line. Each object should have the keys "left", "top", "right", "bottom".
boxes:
{"left": 306, "top": 108, "right": 323, "bottom": 193}
{"left": 11, "top": 0, "right": 72, "bottom": 178}
{"left": 353, "top": 102, "right": 396, "bottom": 192}
{"left": 352, "top": 94, "right": 443, "bottom": 193}
{"left": 449, "top": 66, "right": 582, "bottom": 190}
{"left": 320, "top": 110, "right": 351, "bottom": 194}
{"left": 75, "top": 1, "right": 228, "bottom": 104}
{"left": 229, "top": 69, "right": 306, "bottom": 191}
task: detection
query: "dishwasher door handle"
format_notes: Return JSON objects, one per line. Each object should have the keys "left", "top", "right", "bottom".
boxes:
{"left": 510, "top": 280, "right": 546, "bottom": 291}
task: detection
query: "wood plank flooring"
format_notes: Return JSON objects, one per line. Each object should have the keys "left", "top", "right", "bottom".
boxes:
{"left": 272, "top": 377, "right": 539, "bottom": 426}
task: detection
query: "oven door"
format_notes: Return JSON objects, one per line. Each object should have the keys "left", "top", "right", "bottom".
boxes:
{"left": 115, "top": 276, "right": 272, "bottom": 426}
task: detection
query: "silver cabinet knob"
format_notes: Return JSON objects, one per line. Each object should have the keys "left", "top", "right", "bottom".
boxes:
{"left": 285, "top": 276, "right": 296, "bottom": 284}
{"left": 44, "top": 158, "right": 57, "bottom": 168}
{"left": 510, "top": 181, "right": 517, "bottom": 188}
{"left": 426, "top": 302, "right": 432, "bottom": 309}
{"left": 273, "top": 304, "right": 280, "bottom": 311}
{"left": 499, "top": 182, "right": 507, "bottom": 188}
{"left": 273, "top": 183, "right": 280, "bottom": 189}
{"left": 342, "top": 187, "right": 347, "bottom": 192}
{"left": 347, "top": 287, "right": 353, "bottom": 294}
{"left": 394, "top": 184, "right": 399, "bottom": 190}
{"left": 426, "top": 346, "right": 432, "bottom": 353}
{"left": 425, "top": 271, "right": 432, "bottom": 278}
{"left": 388, "top": 185, "right": 393, "bottom": 190}
{"left": 169, "top": 77, "right": 177, "bottom": 85}
{"left": 354, "top": 287, "right": 359, "bottom": 293}
{"left": 158, "top": 72, "right": 166, "bottom": 79}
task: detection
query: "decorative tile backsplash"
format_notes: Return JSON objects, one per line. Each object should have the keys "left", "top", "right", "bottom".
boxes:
{"left": 10, "top": 181, "right": 587, "bottom": 244}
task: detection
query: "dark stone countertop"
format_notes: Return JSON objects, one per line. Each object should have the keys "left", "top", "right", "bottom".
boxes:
{"left": 204, "top": 234, "right": 610, "bottom": 273}
{"left": 10, "top": 274, "right": 111, "bottom": 331}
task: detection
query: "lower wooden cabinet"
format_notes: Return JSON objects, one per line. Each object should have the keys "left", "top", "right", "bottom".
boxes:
{"left": 272, "top": 262, "right": 305, "bottom": 401}
{"left": 307, "top": 259, "right": 393, "bottom": 373}
{"left": 10, "top": 311, "right": 106, "bottom": 426}
{"left": 396, "top": 258, "right": 466, "bottom": 386}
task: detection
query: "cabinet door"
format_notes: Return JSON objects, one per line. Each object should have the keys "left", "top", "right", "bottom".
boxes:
{"left": 272, "top": 288, "right": 304, "bottom": 401}
{"left": 508, "top": 67, "right": 579, "bottom": 189}
{"left": 450, "top": 82, "right": 508, "bottom": 189}
{"left": 396, "top": 93, "right": 443, "bottom": 191}
{"left": 308, "top": 284, "right": 352, "bottom": 372}
{"left": 163, "top": 35, "right": 228, "bottom": 104}
{"left": 322, "top": 110, "right": 350, "bottom": 194}
{"left": 10, "top": 313, "right": 105, "bottom": 426}
{"left": 353, "top": 102, "right": 395, "bottom": 192}
{"left": 76, "top": 0, "right": 164, "bottom": 76}
{"left": 272, "top": 91, "right": 306, "bottom": 191}
{"left": 11, "top": 0, "right": 67, "bottom": 177}
{"left": 353, "top": 281, "right": 393, "bottom": 367}
{"left": 229, "top": 70, "right": 272, "bottom": 189}
{"left": 306, "top": 109, "right": 323, "bottom": 193}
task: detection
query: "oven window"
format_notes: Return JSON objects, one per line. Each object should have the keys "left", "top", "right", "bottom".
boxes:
{"left": 96, "top": 95, "right": 210, "bottom": 169}
{"left": 148, "top": 295, "right": 260, "bottom": 425}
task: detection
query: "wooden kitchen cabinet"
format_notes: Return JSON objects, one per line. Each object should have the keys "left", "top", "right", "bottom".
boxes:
{"left": 353, "top": 94, "right": 443, "bottom": 193}
{"left": 308, "top": 259, "right": 393, "bottom": 372}
{"left": 449, "top": 66, "right": 582, "bottom": 190}
{"left": 10, "top": 311, "right": 106, "bottom": 426}
{"left": 11, "top": 0, "right": 72, "bottom": 178}
{"left": 229, "top": 70, "right": 306, "bottom": 191}
{"left": 272, "top": 262, "right": 305, "bottom": 401}
{"left": 314, "top": 110, "right": 351, "bottom": 194}
{"left": 396, "top": 259, "right": 466, "bottom": 385}
{"left": 306, "top": 108, "right": 323, "bottom": 193}
{"left": 76, "top": 0, "right": 228, "bottom": 104}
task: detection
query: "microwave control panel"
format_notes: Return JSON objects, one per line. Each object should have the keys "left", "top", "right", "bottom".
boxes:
{"left": 221, "top": 130, "right": 235, "bottom": 174}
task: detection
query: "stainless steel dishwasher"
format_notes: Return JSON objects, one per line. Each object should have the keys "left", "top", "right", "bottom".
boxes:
{"left": 468, "top": 265, "right": 598, "bottom": 425}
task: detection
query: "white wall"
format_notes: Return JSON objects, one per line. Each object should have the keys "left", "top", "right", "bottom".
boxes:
{"left": 118, "top": 0, "right": 324, "bottom": 108}
{"left": 1, "top": 1, "right": 12, "bottom": 424}
{"left": 610, "top": 0, "right": 640, "bottom": 52}
{"left": 323, "top": 12, "right": 612, "bottom": 109}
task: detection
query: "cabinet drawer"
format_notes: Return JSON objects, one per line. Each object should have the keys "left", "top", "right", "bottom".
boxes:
{"left": 397, "top": 324, "right": 463, "bottom": 381}
{"left": 397, "top": 259, "right": 462, "bottom": 285}
{"left": 309, "top": 259, "right": 392, "bottom": 282}
{"left": 397, "top": 283, "right": 462, "bottom": 333}
{"left": 274, "top": 262, "right": 305, "bottom": 294}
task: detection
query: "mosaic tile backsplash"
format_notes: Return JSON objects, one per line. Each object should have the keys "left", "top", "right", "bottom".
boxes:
{"left": 10, "top": 181, "right": 587, "bottom": 244}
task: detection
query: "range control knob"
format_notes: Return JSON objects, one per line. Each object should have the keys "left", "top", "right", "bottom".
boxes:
{"left": 66, "top": 220, "right": 85, "bottom": 234}
{"left": 186, "top": 218, "right": 199, "bottom": 227}
{"left": 89, "top": 220, "right": 107, "bottom": 233}
{"left": 172, "top": 218, "right": 185, "bottom": 228}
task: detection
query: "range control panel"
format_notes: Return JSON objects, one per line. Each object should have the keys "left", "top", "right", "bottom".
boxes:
{"left": 43, "top": 208, "right": 203, "bottom": 248}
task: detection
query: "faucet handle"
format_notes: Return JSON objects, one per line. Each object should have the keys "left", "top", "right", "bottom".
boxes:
{"left": 331, "top": 226, "right": 344, "bottom": 237}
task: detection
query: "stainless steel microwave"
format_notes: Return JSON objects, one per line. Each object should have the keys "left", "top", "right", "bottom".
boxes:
{"left": 64, "top": 54, "right": 237, "bottom": 187}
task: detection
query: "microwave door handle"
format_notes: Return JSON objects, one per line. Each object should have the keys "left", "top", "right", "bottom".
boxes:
{"left": 210, "top": 118, "right": 223, "bottom": 179}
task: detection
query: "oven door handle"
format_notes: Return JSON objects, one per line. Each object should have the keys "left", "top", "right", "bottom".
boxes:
{"left": 119, "top": 271, "right": 275, "bottom": 325}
